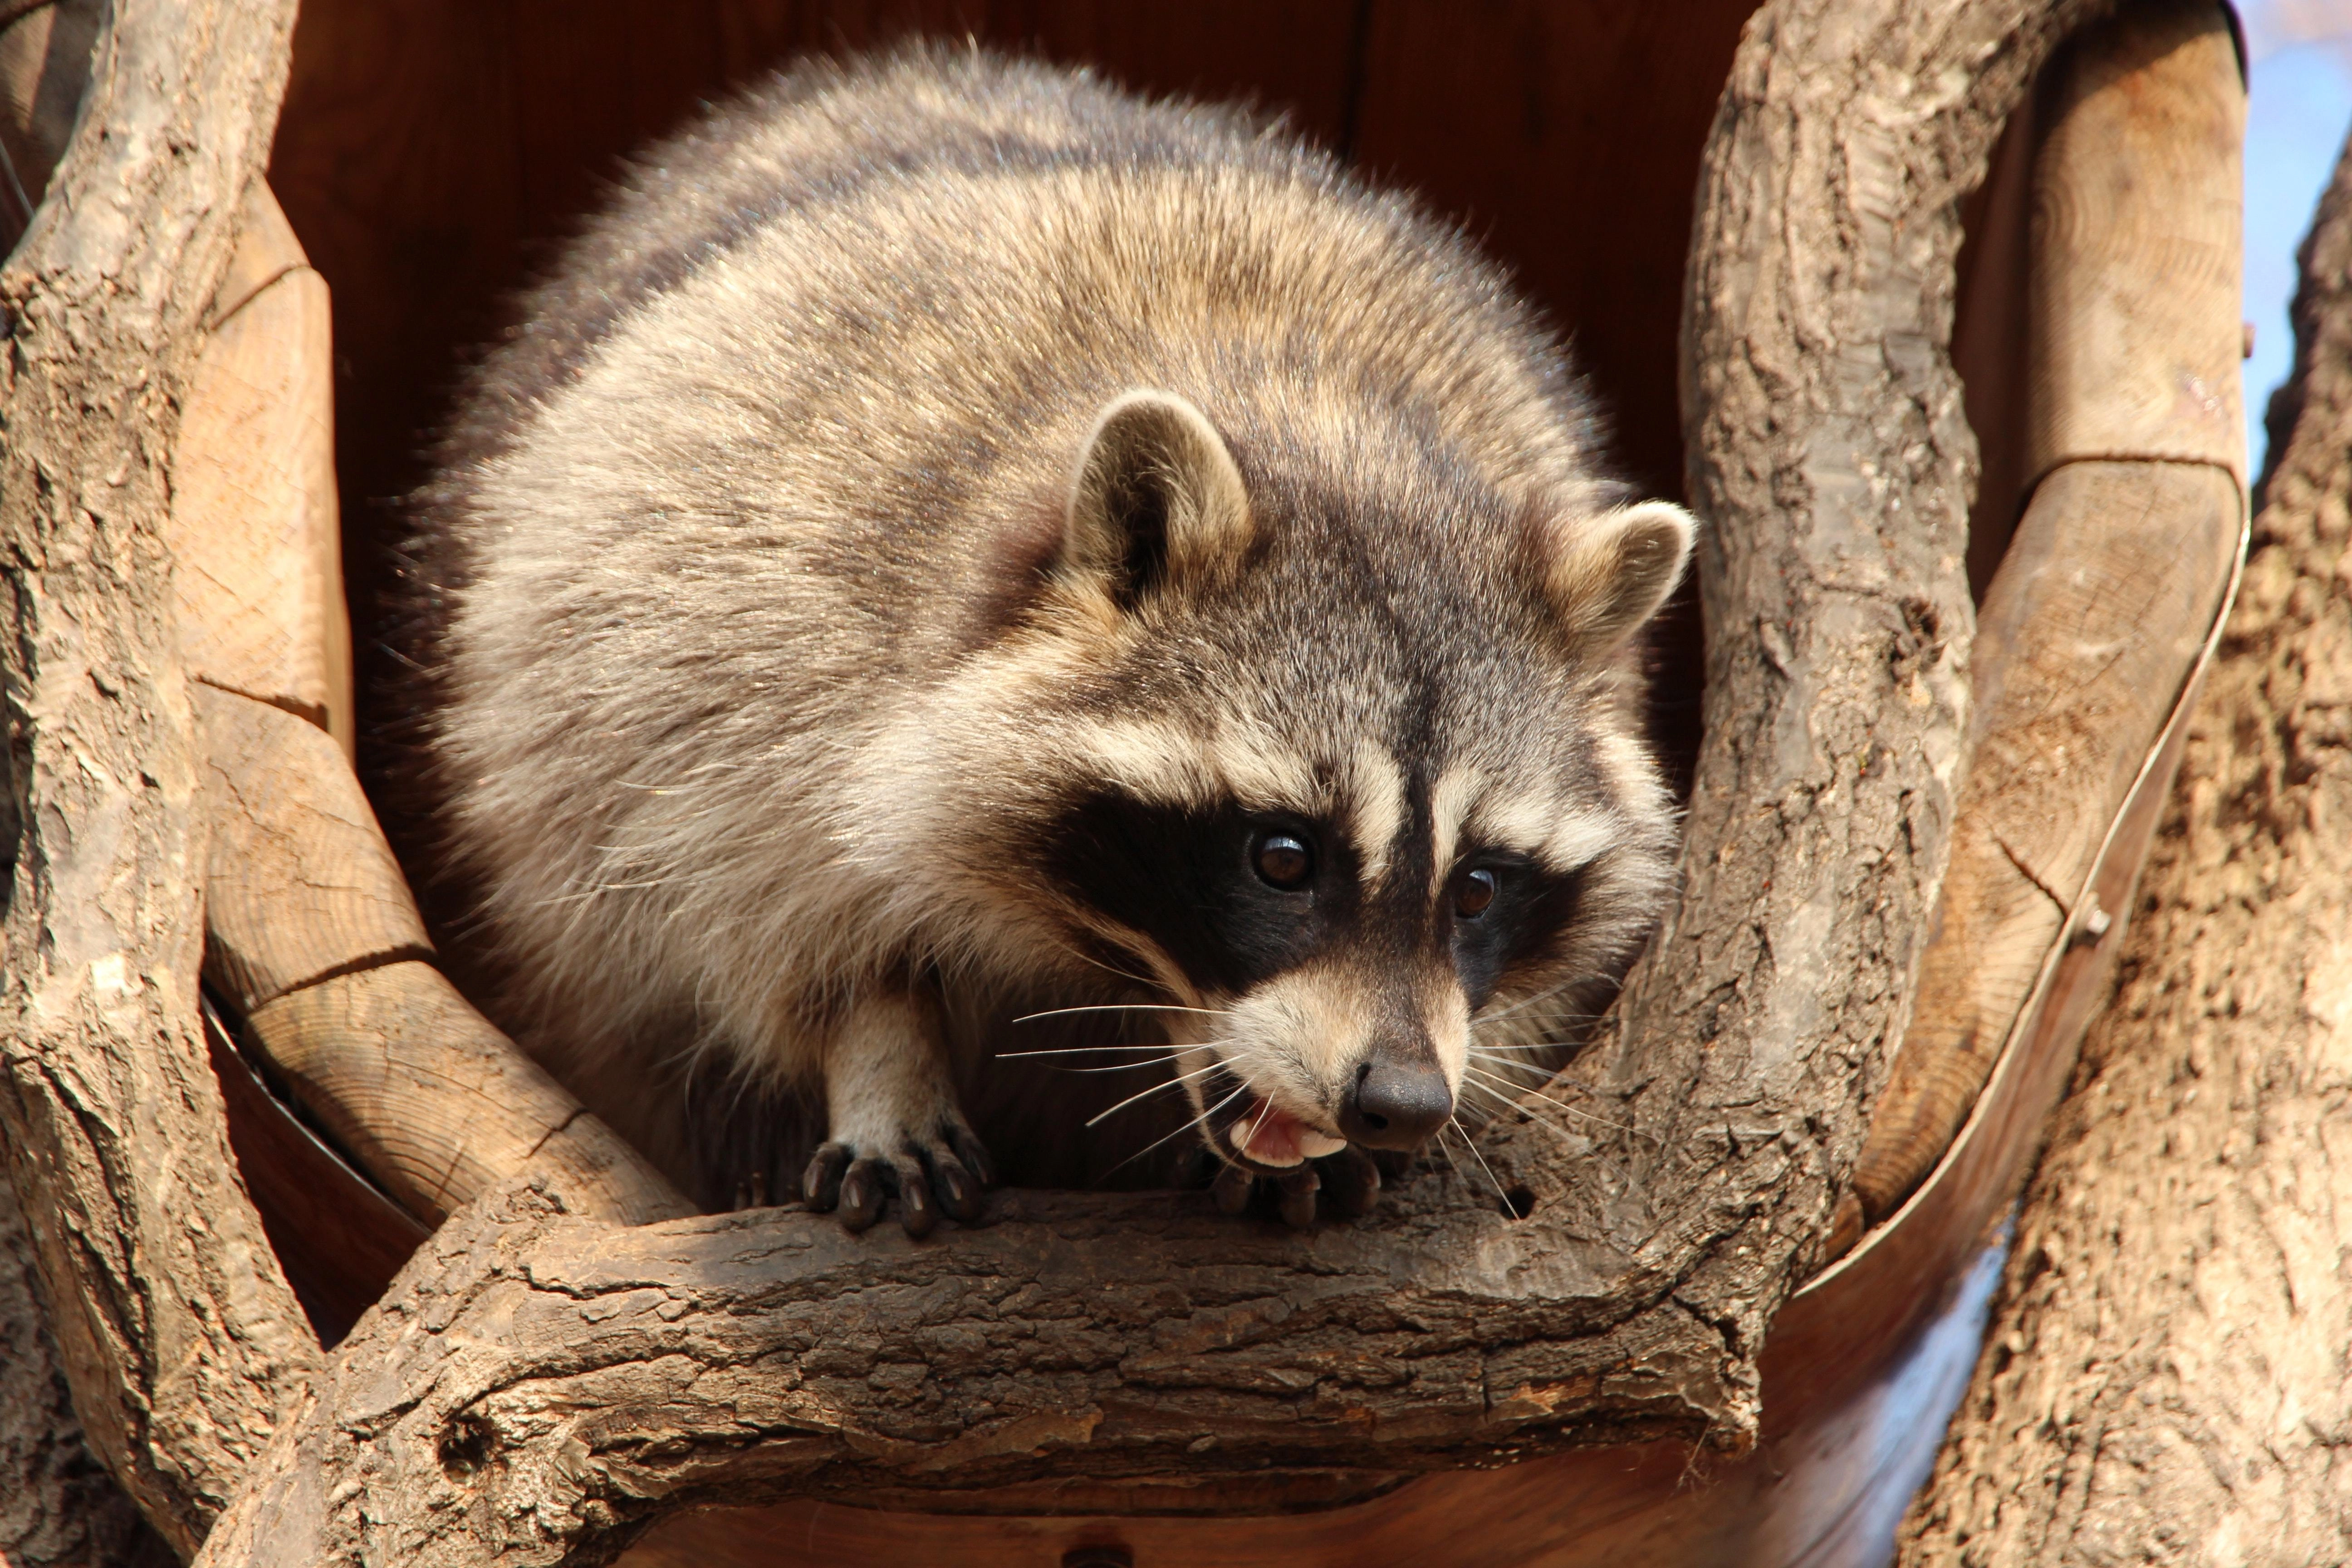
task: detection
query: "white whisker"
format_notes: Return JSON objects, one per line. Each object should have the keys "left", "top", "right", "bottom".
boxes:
{"left": 994, "top": 1045, "right": 1188, "bottom": 1058}
{"left": 1460, "top": 1078, "right": 1584, "bottom": 1146}
{"left": 1461, "top": 1077, "right": 1614, "bottom": 1147}
{"left": 1474, "top": 980, "right": 1607, "bottom": 1027}
{"left": 1085, "top": 1059, "right": 1221, "bottom": 1127}
{"left": 1460, "top": 1079, "right": 1637, "bottom": 1185}
{"left": 1011, "top": 1003, "right": 1228, "bottom": 1024}
{"left": 1447, "top": 1117, "right": 1510, "bottom": 1206}
{"left": 1464, "top": 1065, "right": 1631, "bottom": 1132}
{"left": 1430, "top": 1122, "right": 1467, "bottom": 1184}
{"left": 1101, "top": 1080, "right": 1251, "bottom": 1181}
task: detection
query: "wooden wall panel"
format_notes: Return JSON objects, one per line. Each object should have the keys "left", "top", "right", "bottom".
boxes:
{"left": 1351, "top": 1, "right": 1755, "bottom": 504}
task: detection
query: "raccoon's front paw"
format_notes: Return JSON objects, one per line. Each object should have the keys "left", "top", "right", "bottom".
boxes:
{"left": 1209, "top": 1144, "right": 1389, "bottom": 1228}
{"left": 802, "top": 1115, "right": 994, "bottom": 1238}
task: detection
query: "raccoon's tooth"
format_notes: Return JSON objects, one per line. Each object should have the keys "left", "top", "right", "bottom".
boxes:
{"left": 1296, "top": 1129, "right": 1347, "bottom": 1159}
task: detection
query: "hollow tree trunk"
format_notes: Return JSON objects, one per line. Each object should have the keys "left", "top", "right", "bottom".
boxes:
{"left": 1893, "top": 131, "right": 2352, "bottom": 1566}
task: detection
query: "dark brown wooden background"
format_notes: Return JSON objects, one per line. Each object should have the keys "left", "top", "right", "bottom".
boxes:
{"left": 269, "top": 0, "right": 1762, "bottom": 787}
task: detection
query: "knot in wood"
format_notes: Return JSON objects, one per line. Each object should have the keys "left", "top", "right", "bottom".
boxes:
{"left": 436, "top": 1411, "right": 498, "bottom": 1480}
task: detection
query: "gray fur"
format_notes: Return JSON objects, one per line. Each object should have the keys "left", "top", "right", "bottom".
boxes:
{"left": 412, "top": 47, "right": 1690, "bottom": 1225}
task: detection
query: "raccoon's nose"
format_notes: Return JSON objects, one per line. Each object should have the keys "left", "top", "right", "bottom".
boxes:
{"left": 1339, "top": 1059, "right": 1452, "bottom": 1151}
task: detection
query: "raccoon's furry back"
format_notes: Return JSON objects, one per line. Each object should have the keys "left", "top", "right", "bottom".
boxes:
{"left": 404, "top": 46, "right": 1651, "bottom": 1196}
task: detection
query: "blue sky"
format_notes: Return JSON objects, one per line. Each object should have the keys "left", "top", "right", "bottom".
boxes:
{"left": 2245, "top": 0, "right": 2352, "bottom": 472}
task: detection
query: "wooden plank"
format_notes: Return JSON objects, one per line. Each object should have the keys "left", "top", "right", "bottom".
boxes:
{"left": 171, "top": 181, "right": 354, "bottom": 755}
{"left": 2025, "top": 0, "right": 2247, "bottom": 485}
{"left": 198, "top": 682, "right": 430, "bottom": 1015}
{"left": 1849, "top": 0, "right": 2248, "bottom": 1231}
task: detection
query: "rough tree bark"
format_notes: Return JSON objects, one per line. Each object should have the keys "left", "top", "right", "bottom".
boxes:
{"left": 0, "top": 0, "right": 317, "bottom": 1559}
{"left": 0, "top": 1176, "right": 164, "bottom": 1568}
{"left": 1894, "top": 133, "right": 2352, "bottom": 1565}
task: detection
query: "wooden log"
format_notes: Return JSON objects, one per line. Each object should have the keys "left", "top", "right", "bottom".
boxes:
{"left": 2023, "top": 0, "right": 2246, "bottom": 478}
{"left": 1847, "top": 462, "right": 2241, "bottom": 1229}
{"left": 170, "top": 180, "right": 355, "bottom": 758}
{"left": 198, "top": 680, "right": 689, "bottom": 1228}
{"left": 0, "top": 0, "right": 320, "bottom": 1555}
{"left": 244, "top": 965, "right": 690, "bottom": 1228}
{"left": 1845, "top": 0, "right": 2247, "bottom": 1232}
{"left": 197, "top": 681, "right": 428, "bottom": 1011}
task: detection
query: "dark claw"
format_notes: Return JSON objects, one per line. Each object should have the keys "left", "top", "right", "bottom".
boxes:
{"left": 931, "top": 1150, "right": 984, "bottom": 1222}
{"left": 1212, "top": 1161, "right": 1255, "bottom": 1215}
{"left": 803, "top": 1142, "right": 850, "bottom": 1210}
{"left": 838, "top": 1157, "right": 887, "bottom": 1232}
{"left": 1173, "top": 1144, "right": 1219, "bottom": 1191}
{"left": 892, "top": 1153, "right": 938, "bottom": 1238}
{"left": 947, "top": 1123, "right": 996, "bottom": 1188}
{"left": 1276, "top": 1167, "right": 1320, "bottom": 1229}
{"left": 1317, "top": 1145, "right": 1383, "bottom": 1217}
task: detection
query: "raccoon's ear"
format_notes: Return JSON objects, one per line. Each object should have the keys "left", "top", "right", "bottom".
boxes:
{"left": 1063, "top": 390, "right": 1252, "bottom": 607}
{"left": 1535, "top": 500, "right": 1696, "bottom": 653}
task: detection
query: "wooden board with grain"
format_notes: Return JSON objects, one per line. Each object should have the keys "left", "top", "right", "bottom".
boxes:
{"left": 1850, "top": 0, "right": 2248, "bottom": 1234}
{"left": 170, "top": 181, "right": 354, "bottom": 755}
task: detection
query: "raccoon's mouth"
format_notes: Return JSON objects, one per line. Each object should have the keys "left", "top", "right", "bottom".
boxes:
{"left": 1200, "top": 1068, "right": 1347, "bottom": 1172}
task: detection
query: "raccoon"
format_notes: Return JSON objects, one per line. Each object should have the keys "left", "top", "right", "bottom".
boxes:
{"left": 408, "top": 47, "right": 1692, "bottom": 1236}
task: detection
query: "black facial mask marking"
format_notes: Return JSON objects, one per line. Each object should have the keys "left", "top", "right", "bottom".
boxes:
{"left": 1446, "top": 858, "right": 1588, "bottom": 1011}
{"left": 1046, "top": 789, "right": 1591, "bottom": 1011}
{"left": 1044, "top": 794, "right": 1357, "bottom": 994}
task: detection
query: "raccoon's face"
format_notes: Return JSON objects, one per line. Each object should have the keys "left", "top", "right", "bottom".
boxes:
{"left": 985, "top": 390, "right": 1692, "bottom": 1174}
{"left": 1044, "top": 764, "right": 1629, "bottom": 1171}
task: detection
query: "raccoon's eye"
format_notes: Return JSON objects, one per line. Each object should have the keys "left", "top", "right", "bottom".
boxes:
{"left": 1253, "top": 831, "right": 1314, "bottom": 891}
{"left": 1454, "top": 867, "right": 1499, "bottom": 920}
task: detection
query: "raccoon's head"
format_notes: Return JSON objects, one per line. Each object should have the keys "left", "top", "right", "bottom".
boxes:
{"left": 944, "top": 389, "right": 1692, "bottom": 1175}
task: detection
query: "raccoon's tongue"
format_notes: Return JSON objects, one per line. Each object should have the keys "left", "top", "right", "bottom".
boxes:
{"left": 1229, "top": 1098, "right": 1347, "bottom": 1166}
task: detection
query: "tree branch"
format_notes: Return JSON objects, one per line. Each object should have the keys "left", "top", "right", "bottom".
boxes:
{"left": 0, "top": 0, "right": 316, "bottom": 1555}
{"left": 1611, "top": 0, "right": 2110, "bottom": 1388}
